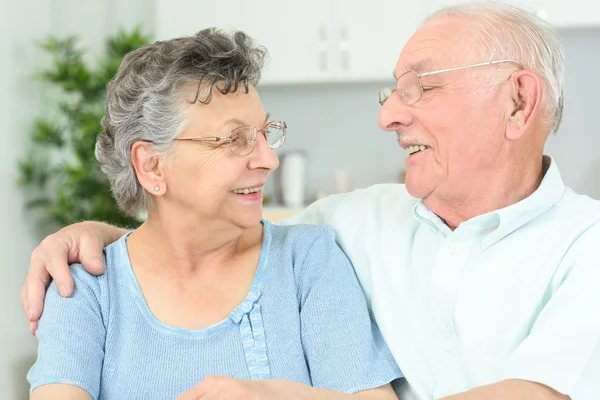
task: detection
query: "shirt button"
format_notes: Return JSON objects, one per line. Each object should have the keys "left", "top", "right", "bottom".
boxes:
{"left": 449, "top": 244, "right": 458, "bottom": 254}
{"left": 441, "top": 316, "right": 452, "bottom": 329}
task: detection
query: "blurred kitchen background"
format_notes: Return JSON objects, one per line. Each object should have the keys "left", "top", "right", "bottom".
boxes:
{"left": 1, "top": 0, "right": 599, "bottom": 398}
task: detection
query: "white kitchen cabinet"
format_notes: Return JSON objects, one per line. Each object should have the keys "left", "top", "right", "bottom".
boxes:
{"left": 153, "top": 0, "right": 427, "bottom": 84}
{"left": 240, "top": 0, "right": 425, "bottom": 84}
{"left": 236, "top": 0, "right": 336, "bottom": 84}
{"left": 424, "top": 0, "right": 600, "bottom": 28}
{"left": 154, "top": 0, "right": 244, "bottom": 40}
{"left": 516, "top": 0, "right": 600, "bottom": 28}
{"left": 330, "top": 0, "right": 425, "bottom": 82}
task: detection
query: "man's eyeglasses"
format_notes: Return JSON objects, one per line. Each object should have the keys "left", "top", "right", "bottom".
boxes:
{"left": 174, "top": 120, "right": 287, "bottom": 156}
{"left": 379, "top": 59, "right": 524, "bottom": 106}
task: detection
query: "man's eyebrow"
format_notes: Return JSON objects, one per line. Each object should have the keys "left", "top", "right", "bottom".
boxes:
{"left": 412, "top": 60, "right": 439, "bottom": 74}
{"left": 394, "top": 60, "right": 437, "bottom": 80}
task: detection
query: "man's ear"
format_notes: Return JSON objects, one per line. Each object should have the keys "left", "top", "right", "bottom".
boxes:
{"left": 506, "top": 70, "right": 543, "bottom": 141}
{"left": 131, "top": 141, "right": 167, "bottom": 195}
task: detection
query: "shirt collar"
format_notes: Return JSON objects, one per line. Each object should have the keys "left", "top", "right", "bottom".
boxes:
{"left": 413, "top": 155, "right": 566, "bottom": 249}
{"left": 483, "top": 155, "right": 565, "bottom": 249}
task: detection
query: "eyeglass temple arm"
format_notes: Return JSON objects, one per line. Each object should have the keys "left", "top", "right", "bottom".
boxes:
{"left": 419, "top": 59, "right": 524, "bottom": 77}
{"left": 174, "top": 136, "right": 232, "bottom": 142}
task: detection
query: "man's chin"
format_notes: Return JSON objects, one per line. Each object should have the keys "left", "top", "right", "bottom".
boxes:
{"left": 404, "top": 175, "right": 434, "bottom": 200}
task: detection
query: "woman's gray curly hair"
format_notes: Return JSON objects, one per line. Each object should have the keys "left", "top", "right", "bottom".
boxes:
{"left": 95, "top": 28, "right": 267, "bottom": 216}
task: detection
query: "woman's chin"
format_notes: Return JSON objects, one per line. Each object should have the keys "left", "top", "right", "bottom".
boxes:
{"left": 231, "top": 208, "right": 265, "bottom": 229}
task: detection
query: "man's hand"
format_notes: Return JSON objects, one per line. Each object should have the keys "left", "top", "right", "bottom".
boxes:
{"left": 21, "top": 221, "right": 127, "bottom": 334}
{"left": 441, "top": 379, "right": 570, "bottom": 400}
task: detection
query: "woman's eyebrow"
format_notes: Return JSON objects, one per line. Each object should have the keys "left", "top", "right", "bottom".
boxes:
{"left": 223, "top": 117, "right": 246, "bottom": 126}
{"left": 223, "top": 113, "right": 270, "bottom": 127}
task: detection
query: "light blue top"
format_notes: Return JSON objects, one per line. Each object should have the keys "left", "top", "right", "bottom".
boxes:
{"left": 28, "top": 221, "right": 402, "bottom": 399}
{"left": 282, "top": 156, "right": 600, "bottom": 400}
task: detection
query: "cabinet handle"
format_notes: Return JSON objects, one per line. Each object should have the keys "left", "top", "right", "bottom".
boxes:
{"left": 339, "top": 25, "right": 350, "bottom": 71}
{"left": 318, "top": 26, "right": 328, "bottom": 72}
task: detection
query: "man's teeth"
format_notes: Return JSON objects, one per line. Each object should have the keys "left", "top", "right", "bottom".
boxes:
{"left": 233, "top": 187, "right": 263, "bottom": 195}
{"left": 407, "top": 145, "right": 429, "bottom": 155}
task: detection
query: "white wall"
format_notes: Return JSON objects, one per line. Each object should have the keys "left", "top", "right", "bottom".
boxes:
{"left": 544, "top": 28, "right": 600, "bottom": 199}
{"left": 1, "top": 2, "right": 53, "bottom": 398}
{"left": 0, "top": 1, "right": 154, "bottom": 398}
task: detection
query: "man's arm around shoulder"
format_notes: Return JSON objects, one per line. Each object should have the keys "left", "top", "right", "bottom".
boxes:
{"left": 441, "top": 379, "right": 569, "bottom": 400}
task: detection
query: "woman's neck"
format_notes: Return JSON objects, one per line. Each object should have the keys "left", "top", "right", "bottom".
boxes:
{"left": 124, "top": 212, "right": 264, "bottom": 330}
{"left": 127, "top": 210, "right": 263, "bottom": 277}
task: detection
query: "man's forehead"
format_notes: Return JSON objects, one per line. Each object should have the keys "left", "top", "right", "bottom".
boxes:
{"left": 393, "top": 19, "right": 466, "bottom": 79}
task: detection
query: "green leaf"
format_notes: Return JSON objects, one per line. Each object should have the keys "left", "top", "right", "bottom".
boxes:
{"left": 19, "top": 27, "right": 150, "bottom": 231}
{"left": 25, "top": 197, "right": 52, "bottom": 210}
{"left": 17, "top": 151, "right": 52, "bottom": 187}
{"left": 31, "top": 119, "right": 64, "bottom": 147}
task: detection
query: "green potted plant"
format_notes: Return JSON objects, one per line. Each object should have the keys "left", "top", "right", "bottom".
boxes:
{"left": 18, "top": 28, "right": 150, "bottom": 235}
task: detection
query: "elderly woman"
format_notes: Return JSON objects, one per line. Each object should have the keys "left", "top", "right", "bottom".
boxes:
{"left": 27, "top": 29, "right": 401, "bottom": 400}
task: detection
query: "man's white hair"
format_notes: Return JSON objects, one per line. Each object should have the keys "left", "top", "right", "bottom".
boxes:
{"left": 425, "top": 1, "right": 565, "bottom": 134}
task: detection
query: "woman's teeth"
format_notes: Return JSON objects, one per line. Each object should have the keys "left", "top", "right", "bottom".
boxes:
{"left": 407, "top": 145, "right": 429, "bottom": 155}
{"left": 232, "top": 187, "right": 263, "bottom": 195}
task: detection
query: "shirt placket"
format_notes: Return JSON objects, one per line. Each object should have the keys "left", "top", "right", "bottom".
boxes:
{"left": 431, "top": 236, "right": 473, "bottom": 397}
{"left": 228, "top": 291, "right": 271, "bottom": 380}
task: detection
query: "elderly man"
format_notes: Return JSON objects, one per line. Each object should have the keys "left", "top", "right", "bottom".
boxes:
{"left": 20, "top": 2, "right": 599, "bottom": 400}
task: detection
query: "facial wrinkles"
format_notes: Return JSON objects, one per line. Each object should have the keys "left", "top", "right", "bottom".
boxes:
{"left": 396, "top": 49, "right": 438, "bottom": 78}
{"left": 200, "top": 146, "right": 229, "bottom": 170}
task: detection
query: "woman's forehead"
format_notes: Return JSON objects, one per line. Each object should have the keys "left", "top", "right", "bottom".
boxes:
{"left": 185, "top": 87, "right": 266, "bottom": 129}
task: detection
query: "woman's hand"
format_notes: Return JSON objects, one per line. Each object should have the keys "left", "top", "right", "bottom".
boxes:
{"left": 177, "top": 376, "right": 278, "bottom": 400}
{"left": 178, "top": 377, "right": 397, "bottom": 400}
{"left": 21, "top": 221, "right": 127, "bottom": 334}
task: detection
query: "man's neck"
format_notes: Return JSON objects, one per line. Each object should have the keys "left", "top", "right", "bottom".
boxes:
{"left": 424, "top": 157, "right": 546, "bottom": 230}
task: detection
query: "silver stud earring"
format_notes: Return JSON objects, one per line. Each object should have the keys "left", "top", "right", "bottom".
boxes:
{"left": 153, "top": 186, "right": 160, "bottom": 192}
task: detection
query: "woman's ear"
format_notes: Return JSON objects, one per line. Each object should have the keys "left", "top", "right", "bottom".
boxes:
{"left": 506, "top": 70, "right": 544, "bottom": 141}
{"left": 131, "top": 141, "right": 167, "bottom": 195}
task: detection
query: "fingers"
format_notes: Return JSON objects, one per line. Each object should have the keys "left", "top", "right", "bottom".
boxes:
{"left": 177, "top": 376, "right": 222, "bottom": 400}
{"left": 77, "top": 232, "right": 106, "bottom": 276}
{"left": 42, "top": 238, "right": 74, "bottom": 298}
{"left": 177, "top": 385, "right": 203, "bottom": 400}
{"left": 23, "top": 272, "right": 48, "bottom": 320}
{"left": 21, "top": 252, "right": 53, "bottom": 334}
{"left": 21, "top": 283, "right": 39, "bottom": 335}
{"left": 21, "top": 221, "right": 110, "bottom": 336}
{"left": 28, "top": 320, "right": 39, "bottom": 335}
{"left": 176, "top": 377, "right": 251, "bottom": 400}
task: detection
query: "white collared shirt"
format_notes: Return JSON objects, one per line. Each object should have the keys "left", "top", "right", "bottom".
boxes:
{"left": 281, "top": 156, "right": 600, "bottom": 399}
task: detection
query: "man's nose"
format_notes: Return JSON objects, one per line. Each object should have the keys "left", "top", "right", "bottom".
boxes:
{"left": 378, "top": 91, "right": 415, "bottom": 132}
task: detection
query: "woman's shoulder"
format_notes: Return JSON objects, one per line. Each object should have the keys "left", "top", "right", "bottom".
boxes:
{"left": 268, "top": 221, "right": 338, "bottom": 250}
{"left": 64, "top": 233, "right": 129, "bottom": 298}
{"left": 266, "top": 222, "right": 348, "bottom": 276}
{"left": 103, "top": 232, "right": 131, "bottom": 269}
{"left": 266, "top": 221, "right": 358, "bottom": 298}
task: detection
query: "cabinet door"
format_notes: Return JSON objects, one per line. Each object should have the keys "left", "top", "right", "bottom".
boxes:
{"left": 155, "top": 0, "right": 244, "bottom": 40}
{"left": 238, "top": 0, "right": 335, "bottom": 85}
{"left": 516, "top": 0, "right": 600, "bottom": 28}
{"left": 425, "top": 0, "right": 600, "bottom": 28}
{"left": 331, "top": 0, "right": 426, "bottom": 82}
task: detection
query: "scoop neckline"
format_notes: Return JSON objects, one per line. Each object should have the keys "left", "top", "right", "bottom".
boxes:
{"left": 117, "top": 220, "right": 272, "bottom": 339}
